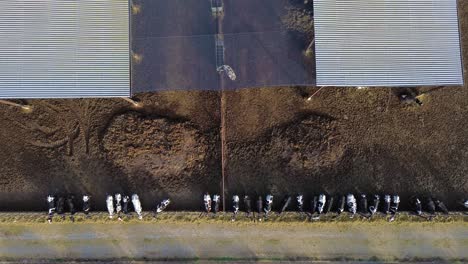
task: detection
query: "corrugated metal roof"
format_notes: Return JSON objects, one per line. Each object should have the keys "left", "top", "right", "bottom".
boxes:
{"left": 314, "top": 0, "right": 463, "bottom": 86}
{"left": 0, "top": 0, "right": 130, "bottom": 98}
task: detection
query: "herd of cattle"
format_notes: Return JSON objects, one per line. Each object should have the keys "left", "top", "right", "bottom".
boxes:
{"left": 204, "top": 193, "right": 468, "bottom": 222}
{"left": 45, "top": 193, "right": 468, "bottom": 223}
{"left": 46, "top": 194, "right": 170, "bottom": 223}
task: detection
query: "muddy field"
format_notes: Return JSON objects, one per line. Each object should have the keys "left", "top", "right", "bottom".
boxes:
{"left": 0, "top": 2, "right": 467, "bottom": 211}
{"left": 0, "top": 92, "right": 221, "bottom": 210}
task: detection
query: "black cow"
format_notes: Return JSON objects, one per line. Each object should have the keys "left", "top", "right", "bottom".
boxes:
{"left": 244, "top": 195, "right": 252, "bottom": 217}
{"left": 398, "top": 92, "right": 423, "bottom": 106}
{"left": 311, "top": 196, "right": 317, "bottom": 216}
{"left": 324, "top": 196, "right": 334, "bottom": 214}
{"left": 412, "top": 197, "right": 423, "bottom": 217}
{"left": 66, "top": 194, "right": 76, "bottom": 222}
{"left": 359, "top": 194, "right": 367, "bottom": 215}
{"left": 57, "top": 196, "right": 65, "bottom": 220}
{"left": 425, "top": 197, "right": 436, "bottom": 215}
{"left": 434, "top": 199, "right": 449, "bottom": 214}
{"left": 368, "top": 195, "right": 380, "bottom": 216}
{"left": 122, "top": 195, "right": 130, "bottom": 214}
{"left": 256, "top": 196, "right": 263, "bottom": 221}
{"left": 337, "top": 195, "right": 345, "bottom": 215}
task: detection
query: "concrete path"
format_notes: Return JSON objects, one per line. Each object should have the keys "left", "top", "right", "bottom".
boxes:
{"left": 0, "top": 222, "right": 466, "bottom": 261}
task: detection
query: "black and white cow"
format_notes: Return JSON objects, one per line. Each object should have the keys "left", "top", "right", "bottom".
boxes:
{"left": 82, "top": 195, "right": 91, "bottom": 217}
{"left": 46, "top": 195, "right": 56, "bottom": 223}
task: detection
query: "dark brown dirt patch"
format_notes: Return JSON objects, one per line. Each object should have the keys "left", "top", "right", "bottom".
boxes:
{"left": 0, "top": 92, "right": 221, "bottom": 211}
{"left": 227, "top": 113, "right": 345, "bottom": 197}
{"left": 102, "top": 112, "right": 220, "bottom": 204}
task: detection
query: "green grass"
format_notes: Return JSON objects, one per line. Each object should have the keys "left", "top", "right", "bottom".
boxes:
{"left": 0, "top": 211, "right": 465, "bottom": 225}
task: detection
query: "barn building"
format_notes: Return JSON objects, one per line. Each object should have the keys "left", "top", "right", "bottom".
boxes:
{"left": 0, "top": 0, "right": 130, "bottom": 98}
{"left": 314, "top": 0, "right": 463, "bottom": 86}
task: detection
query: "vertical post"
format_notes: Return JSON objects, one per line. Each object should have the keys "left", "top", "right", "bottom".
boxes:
{"left": 221, "top": 90, "right": 227, "bottom": 212}
{"left": 215, "top": 0, "right": 227, "bottom": 212}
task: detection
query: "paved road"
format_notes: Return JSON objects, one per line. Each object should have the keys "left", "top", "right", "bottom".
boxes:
{"left": 0, "top": 222, "right": 466, "bottom": 261}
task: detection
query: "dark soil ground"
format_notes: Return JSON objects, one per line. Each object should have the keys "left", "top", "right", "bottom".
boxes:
{"left": 222, "top": 0, "right": 316, "bottom": 89}
{"left": 0, "top": 92, "right": 221, "bottom": 210}
{"left": 0, "top": 1, "right": 467, "bottom": 212}
{"left": 131, "top": 0, "right": 218, "bottom": 92}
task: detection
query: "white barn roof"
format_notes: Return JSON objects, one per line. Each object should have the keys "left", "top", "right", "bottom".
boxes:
{"left": 314, "top": 0, "right": 463, "bottom": 86}
{"left": 0, "top": 0, "right": 130, "bottom": 98}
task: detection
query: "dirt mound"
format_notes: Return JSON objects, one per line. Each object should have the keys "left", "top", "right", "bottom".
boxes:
{"left": 227, "top": 114, "right": 345, "bottom": 196}
{"left": 268, "top": 114, "right": 342, "bottom": 170}
{"left": 102, "top": 112, "right": 220, "bottom": 205}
